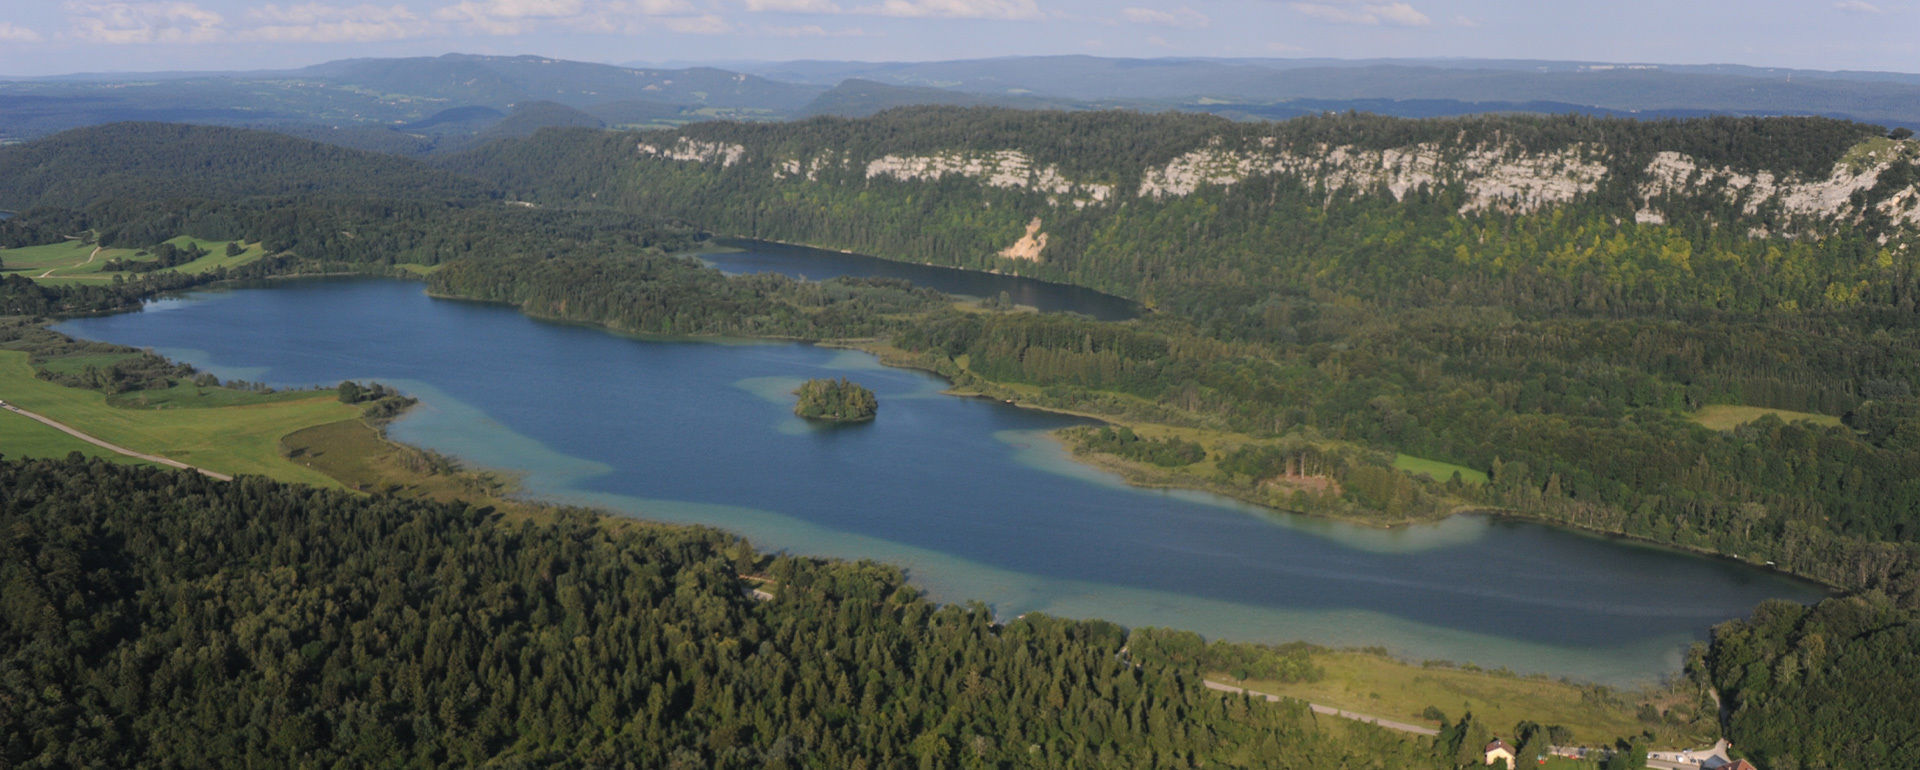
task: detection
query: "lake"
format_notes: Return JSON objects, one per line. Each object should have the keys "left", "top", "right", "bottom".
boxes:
{"left": 696, "top": 238, "right": 1142, "bottom": 321}
{"left": 55, "top": 278, "right": 1826, "bottom": 686}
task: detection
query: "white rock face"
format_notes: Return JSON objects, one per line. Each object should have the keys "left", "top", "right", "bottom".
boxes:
{"left": 1137, "top": 142, "right": 1609, "bottom": 215}
{"left": 1637, "top": 141, "right": 1920, "bottom": 228}
{"left": 862, "top": 151, "right": 1113, "bottom": 209}
{"left": 633, "top": 131, "right": 1920, "bottom": 232}
{"left": 638, "top": 138, "right": 748, "bottom": 167}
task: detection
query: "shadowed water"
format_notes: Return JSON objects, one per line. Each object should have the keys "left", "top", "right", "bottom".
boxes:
{"left": 56, "top": 278, "right": 1827, "bottom": 685}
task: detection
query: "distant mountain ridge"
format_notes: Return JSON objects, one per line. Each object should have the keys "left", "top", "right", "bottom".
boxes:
{"left": 4, "top": 53, "right": 1920, "bottom": 148}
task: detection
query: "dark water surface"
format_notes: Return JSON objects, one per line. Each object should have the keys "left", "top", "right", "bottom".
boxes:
{"left": 697, "top": 238, "right": 1142, "bottom": 321}
{"left": 56, "top": 279, "right": 1825, "bottom": 684}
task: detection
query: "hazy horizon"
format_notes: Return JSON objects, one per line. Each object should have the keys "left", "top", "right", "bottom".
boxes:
{"left": 5, "top": 51, "right": 1919, "bottom": 83}
{"left": 1, "top": 1, "right": 1914, "bottom": 79}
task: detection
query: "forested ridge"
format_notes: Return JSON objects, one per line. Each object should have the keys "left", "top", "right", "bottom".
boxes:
{"left": 452, "top": 109, "right": 1918, "bottom": 320}
{"left": 1, "top": 455, "right": 1469, "bottom": 768}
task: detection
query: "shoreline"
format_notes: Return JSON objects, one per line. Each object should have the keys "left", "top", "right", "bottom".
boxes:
{"left": 26, "top": 277, "right": 1826, "bottom": 691}
{"left": 94, "top": 269, "right": 1848, "bottom": 593}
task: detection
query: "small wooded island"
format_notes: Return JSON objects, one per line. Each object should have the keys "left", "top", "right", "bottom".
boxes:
{"left": 793, "top": 377, "right": 878, "bottom": 422}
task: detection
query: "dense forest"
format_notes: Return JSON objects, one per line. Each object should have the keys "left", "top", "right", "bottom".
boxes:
{"left": 1, "top": 455, "right": 1475, "bottom": 768}
{"left": 793, "top": 377, "right": 879, "bottom": 422}
{"left": 1707, "top": 594, "right": 1920, "bottom": 769}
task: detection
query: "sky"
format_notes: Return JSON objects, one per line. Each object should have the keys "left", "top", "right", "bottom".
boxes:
{"left": 0, "top": 0, "right": 1914, "bottom": 77}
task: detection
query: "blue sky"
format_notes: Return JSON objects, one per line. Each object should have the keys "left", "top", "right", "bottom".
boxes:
{"left": 0, "top": 1, "right": 1913, "bottom": 77}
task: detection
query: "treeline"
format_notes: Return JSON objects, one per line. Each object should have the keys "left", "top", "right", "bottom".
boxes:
{"left": 1708, "top": 593, "right": 1920, "bottom": 769}
{"left": 0, "top": 455, "right": 1457, "bottom": 767}
{"left": 427, "top": 255, "right": 945, "bottom": 339}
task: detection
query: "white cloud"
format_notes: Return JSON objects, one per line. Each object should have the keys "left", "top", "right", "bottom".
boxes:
{"left": 1452, "top": 14, "right": 1478, "bottom": 27}
{"left": 434, "top": 0, "right": 586, "bottom": 34}
{"left": 762, "top": 23, "right": 867, "bottom": 36}
{"left": 1267, "top": 41, "right": 1304, "bottom": 53}
{"left": 863, "top": 0, "right": 1042, "bottom": 20}
{"left": 247, "top": 3, "right": 429, "bottom": 42}
{"left": 1289, "top": 1, "right": 1430, "bottom": 27}
{"left": 609, "top": 0, "right": 699, "bottom": 13}
{"left": 438, "top": 0, "right": 726, "bottom": 35}
{"left": 65, "top": 1, "right": 225, "bottom": 43}
{"left": 1834, "top": 0, "right": 1882, "bottom": 12}
{"left": 737, "top": 0, "right": 1041, "bottom": 20}
{"left": 657, "top": 12, "right": 731, "bottom": 32}
{"left": 0, "top": 22, "right": 43, "bottom": 42}
{"left": 743, "top": 0, "right": 844, "bottom": 11}
{"left": 1121, "top": 6, "right": 1208, "bottom": 28}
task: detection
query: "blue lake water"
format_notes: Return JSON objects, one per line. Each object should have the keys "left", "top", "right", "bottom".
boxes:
{"left": 697, "top": 238, "right": 1142, "bottom": 321}
{"left": 54, "top": 278, "right": 1826, "bottom": 686}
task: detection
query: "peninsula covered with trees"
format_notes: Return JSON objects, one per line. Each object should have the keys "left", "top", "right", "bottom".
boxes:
{"left": 793, "top": 377, "right": 878, "bottom": 422}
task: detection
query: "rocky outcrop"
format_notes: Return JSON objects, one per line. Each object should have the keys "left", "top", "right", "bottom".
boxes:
{"left": 633, "top": 130, "right": 1920, "bottom": 233}
{"left": 863, "top": 151, "right": 1114, "bottom": 209}
{"left": 638, "top": 137, "right": 748, "bottom": 167}
{"left": 1637, "top": 140, "right": 1920, "bottom": 228}
{"left": 1137, "top": 141, "right": 1608, "bottom": 215}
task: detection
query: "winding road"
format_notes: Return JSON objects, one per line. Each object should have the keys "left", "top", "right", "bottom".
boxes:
{"left": 0, "top": 401, "right": 233, "bottom": 481}
{"left": 36, "top": 244, "right": 101, "bottom": 279}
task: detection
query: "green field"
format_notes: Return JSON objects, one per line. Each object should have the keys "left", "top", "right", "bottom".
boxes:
{"left": 0, "top": 239, "right": 143, "bottom": 279}
{"left": 1689, "top": 405, "right": 1844, "bottom": 431}
{"left": 0, "top": 350, "right": 357, "bottom": 485}
{"left": 1223, "top": 650, "right": 1715, "bottom": 750}
{"left": 164, "top": 236, "right": 267, "bottom": 274}
{"left": 0, "top": 407, "right": 159, "bottom": 465}
{"left": 0, "top": 235, "right": 265, "bottom": 282}
{"left": 1393, "top": 454, "right": 1489, "bottom": 485}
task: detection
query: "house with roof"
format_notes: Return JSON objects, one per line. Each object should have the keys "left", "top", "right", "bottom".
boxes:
{"left": 1484, "top": 738, "right": 1517, "bottom": 769}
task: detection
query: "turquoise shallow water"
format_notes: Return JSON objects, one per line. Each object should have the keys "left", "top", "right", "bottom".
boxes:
{"left": 56, "top": 278, "right": 1828, "bottom": 686}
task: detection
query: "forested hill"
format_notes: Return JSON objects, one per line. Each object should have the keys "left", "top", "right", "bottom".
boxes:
{"left": 0, "top": 455, "right": 1442, "bottom": 767}
{"left": 0, "top": 122, "right": 496, "bottom": 210}
{"left": 453, "top": 108, "right": 1920, "bottom": 318}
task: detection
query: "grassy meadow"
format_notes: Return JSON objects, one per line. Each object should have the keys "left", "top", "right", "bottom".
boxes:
{"left": 0, "top": 350, "right": 356, "bottom": 485}
{"left": 1689, "top": 405, "right": 1844, "bottom": 431}
{"left": 0, "top": 235, "right": 265, "bottom": 283}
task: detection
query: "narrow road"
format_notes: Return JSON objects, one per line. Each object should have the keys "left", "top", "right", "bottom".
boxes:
{"left": 1201, "top": 679, "right": 1441, "bottom": 736}
{"left": 37, "top": 244, "right": 101, "bottom": 279}
{"left": 1, "top": 402, "right": 233, "bottom": 481}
